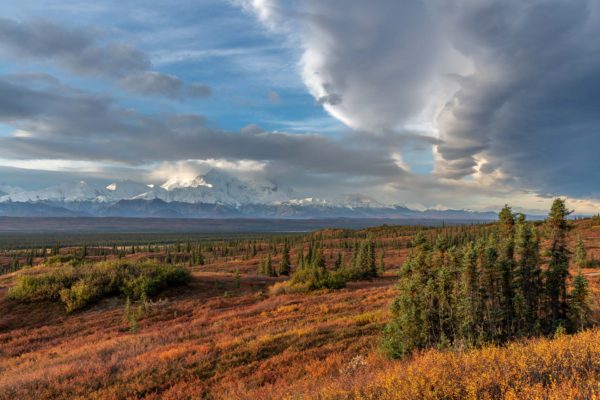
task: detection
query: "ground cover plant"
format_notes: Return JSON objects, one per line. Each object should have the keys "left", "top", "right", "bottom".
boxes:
{"left": 0, "top": 204, "right": 598, "bottom": 399}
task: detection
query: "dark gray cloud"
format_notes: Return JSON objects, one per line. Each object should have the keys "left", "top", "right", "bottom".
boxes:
{"left": 0, "top": 17, "right": 210, "bottom": 99}
{"left": 431, "top": 0, "right": 600, "bottom": 198}
{"left": 119, "top": 72, "right": 183, "bottom": 99}
{"left": 0, "top": 74, "right": 404, "bottom": 181}
{"left": 0, "top": 17, "right": 149, "bottom": 77}
{"left": 187, "top": 84, "right": 212, "bottom": 98}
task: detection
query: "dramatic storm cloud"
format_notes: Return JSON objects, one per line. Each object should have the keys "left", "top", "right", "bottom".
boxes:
{"left": 0, "top": 0, "right": 598, "bottom": 211}
{"left": 246, "top": 0, "right": 600, "bottom": 201}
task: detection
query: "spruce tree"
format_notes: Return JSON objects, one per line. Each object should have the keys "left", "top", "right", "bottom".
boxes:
{"left": 334, "top": 253, "right": 343, "bottom": 271}
{"left": 258, "top": 256, "right": 265, "bottom": 275}
{"left": 498, "top": 205, "right": 516, "bottom": 338}
{"left": 574, "top": 235, "right": 587, "bottom": 268}
{"left": 266, "top": 253, "right": 276, "bottom": 277}
{"left": 279, "top": 241, "right": 291, "bottom": 276}
{"left": 383, "top": 241, "right": 430, "bottom": 357}
{"left": 545, "top": 199, "right": 571, "bottom": 329}
{"left": 515, "top": 220, "right": 542, "bottom": 333}
{"left": 568, "top": 269, "right": 591, "bottom": 331}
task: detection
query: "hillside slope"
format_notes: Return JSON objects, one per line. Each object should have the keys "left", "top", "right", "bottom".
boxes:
{"left": 0, "top": 219, "right": 598, "bottom": 399}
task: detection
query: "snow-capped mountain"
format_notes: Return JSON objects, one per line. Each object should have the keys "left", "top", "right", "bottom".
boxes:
{"left": 105, "top": 180, "right": 154, "bottom": 200}
{"left": 160, "top": 175, "right": 212, "bottom": 191}
{"left": 143, "top": 168, "right": 294, "bottom": 206}
{"left": 0, "top": 184, "right": 22, "bottom": 197}
{"left": 0, "top": 168, "right": 502, "bottom": 220}
{"left": 0, "top": 169, "right": 295, "bottom": 206}
{"left": 0, "top": 181, "right": 111, "bottom": 203}
{"left": 335, "top": 194, "right": 389, "bottom": 209}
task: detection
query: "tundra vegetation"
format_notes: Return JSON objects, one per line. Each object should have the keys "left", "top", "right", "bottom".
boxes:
{"left": 0, "top": 199, "right": 598, "bottom": 399}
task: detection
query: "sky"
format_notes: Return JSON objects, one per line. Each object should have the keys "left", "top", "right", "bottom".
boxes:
{"left": 0, "top": 0, "right": 599, "bottom": 213}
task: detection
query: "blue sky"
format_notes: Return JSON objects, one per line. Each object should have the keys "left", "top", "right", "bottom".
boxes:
{"left": 0, "top": 0, "right": 599, "bottom": 213}
{"left": 0, "top": 0, "right": 337, "bottom": 133}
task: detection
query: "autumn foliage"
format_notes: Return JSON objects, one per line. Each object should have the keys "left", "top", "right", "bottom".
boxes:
{"left": 0, "top": 214, "right": 598, "bottom": 399}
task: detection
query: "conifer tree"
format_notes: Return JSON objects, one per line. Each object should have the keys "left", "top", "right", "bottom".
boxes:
{"left": 384, "top": 201, "right": 592, "bottom": 358}
{"left": 568, "top": 269, "right": 591, "bottom": 331}
{"left": 498, "top": 205, "right": 516, "bottom": 337}
{"left": 515, "top": 219, "right": 542, "bottom": 333}
{"left": 257, "top": 256, "right": 265, "bottom": 275}
{"left": 383, "top": 243, "right": 429, "bottom": 357}
{"left": 574, "top": 235, "right": 587, "bottom": 268}
{"left": 266, "top": 253, "right": 276, "bottom": 277}
{"left": 545, "top": 199, "right": 571, "bottom": 328}
{"left": 334, "top": 253, "right": 343, "bottom": 271}
{"left": 279, "top": 241, "right": 291, "bottom": 276}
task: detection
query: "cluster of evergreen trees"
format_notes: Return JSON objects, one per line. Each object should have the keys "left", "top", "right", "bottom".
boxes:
{"left": 257, "top": 240, "right": 291, "bottom": 277}
{"left": 281, "top": 237, "right": 380, "bottom": 291}
{"left": 383, "top": 199, "right": 592, "bottom": 358}
{"left": 260, "top": 236, "right": 381, "bottom": 291}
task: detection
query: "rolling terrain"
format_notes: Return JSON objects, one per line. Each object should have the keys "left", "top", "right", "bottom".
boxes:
{"left": 0, "top": 218, "right": 598, "bottom": 399}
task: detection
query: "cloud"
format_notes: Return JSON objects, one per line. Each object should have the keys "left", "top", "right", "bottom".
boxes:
{"left": 186, "top": 83, "right": 212, "bottom": 98}
{"left": 0, "top": 71, "right": 596, "bottom": 211}
{"left": 119, "top": 72, "right": 182, "bottom": 98}
{"left": 0, "top": 74, "right": 405, "bottom": 182}
{"left": 430, "top": 0, "right": 600, "bottom": 199}
{"left": 245, "top": 0, "right": 462, "bottom": 133}
{"left": 243, "top": 0, "right": 600, "bottom": 201}
{"left": 0, "top": 17, "right": 204, "bottom": 100}
{"left": 267, "top": 90, "right": 281, "bottom": 103}
{"left": 0, "top": 17, "right": 149, "bottom": 77}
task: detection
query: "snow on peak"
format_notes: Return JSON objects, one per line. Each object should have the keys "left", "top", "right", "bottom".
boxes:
{"left": 0, "top": 168, "right": 401, "bottom": 209}
{"left": 160, "top": 175, "right": 213, "bottom": 191}
{"left": 0, "top": 184, "right": 22, "bottom": 196}
{"left": 336, "top": 194, "right": 386, "bottom": 208}
{"left": 149, "top": 169, "right": 293, "bottom": 206}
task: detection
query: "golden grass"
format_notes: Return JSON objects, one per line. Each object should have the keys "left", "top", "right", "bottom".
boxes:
{"left": 263, "top": 329, "right": 599, "bottom": 400}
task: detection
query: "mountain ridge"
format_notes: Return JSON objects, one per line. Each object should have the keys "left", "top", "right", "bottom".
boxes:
{"left": 0, "top": 168, "right": 501, "bottom": 219}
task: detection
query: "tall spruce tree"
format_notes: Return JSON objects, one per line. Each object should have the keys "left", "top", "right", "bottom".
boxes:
{"left": 279, "top": 241, "right": 291, "bottom": 276}
{"left": 568, "top": 268, "right": 591, "bottom": 331}
{"left": 545, "top": 199, "right": 571, "bottom": 329}
{"left": 498, "top": 205, "right": 516, "bottom": 337}
{"left": 515, "top": 219, "right": 542, "bottom": 333}
{"left": 266, "top": 253, "right": 275, "bottom": 277}
{"left": 574, "top": 235, "right": 587, "bottom": 268}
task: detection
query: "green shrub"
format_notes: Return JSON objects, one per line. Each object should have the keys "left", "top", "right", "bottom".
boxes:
{"left": 8, "top": 260, "right": 190, "bottom": 312}
{"left": 46, "top": 254, "right": 82, "bottom": 266}
{"left": 323, "top": 270, "right": 346, "bottom": 289}
{"left": 8, "top": 269, "right": 76, "bottom": 302}
{"left": 122, "top": 264, "right": 190, "bottom": 299}
{"left": 60, "top": 279, "right": 98, "bottom": 313}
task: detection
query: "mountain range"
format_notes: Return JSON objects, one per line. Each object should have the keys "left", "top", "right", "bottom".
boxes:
{"left": 0, "top": 168, "right": 498, "bottom": 220}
